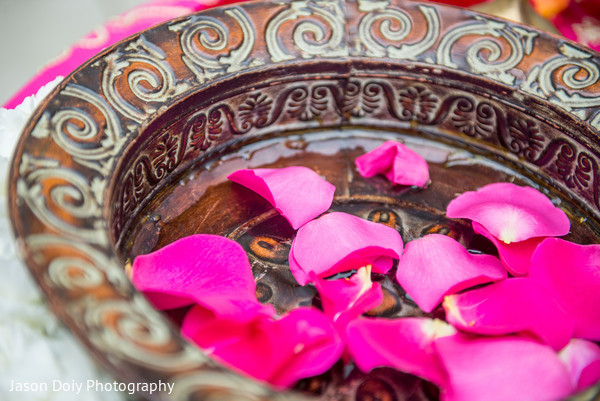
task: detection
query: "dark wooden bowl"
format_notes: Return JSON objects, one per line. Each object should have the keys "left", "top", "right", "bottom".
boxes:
{"left": 9, "top": 0, "right": 600, "bottom": 400}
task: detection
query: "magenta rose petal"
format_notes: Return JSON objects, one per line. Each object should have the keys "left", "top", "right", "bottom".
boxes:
{"left": 290, "top": 212, "right": 403, "bottom": 285}
{"left": 180, "top": 305, "right": 250, "bottom": 350}
{"left": 579, "top": 363, "right": 600, "bottom": 392}
{"left": 181, "top": 305, "right": 282, "bottom": 385}
{"left": 473, "top": 222, "right": 543, "bottom": 276}
{"left": 443, "top": 278, "right": 574, "bottom": 350}
{"left": 435, "top": 334, "right": 574, "bottom": 401}
{"left": 447, "top": 183, "right": 570, "bottom": 244}
{"left": 395, "top": 234, "right": 506, "bottom": 313}
{"left": 131, "top": 234, "right": 272, "bottom": 319}
{"left": 372, "top": 255, "right": 393, "bottom": 272}
{"left": 314, "top": 266, "right": 384, "bottom": 334}
{"left": 182, "top": 306, "right": 343, "bottom": 389}
{"left": 530, "top": 238, "right": 600, "bottom": 341}
{"left": 559, "top": 338, "right": 600, "bottom": 391}
{"left": 267, "top": 307, "right": 344, "bottom": 387}
{"left": 355, "top": 140, "right": 430, "bottom": 187}
{"left": 346, "top": 317, "right": 456, "bottom": 387}
{"left": 228, "top": 166, "right": 335, "bottom": 229}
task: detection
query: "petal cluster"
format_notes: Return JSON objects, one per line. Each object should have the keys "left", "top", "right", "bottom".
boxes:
{"left": 128, "top": 145, "right": 600, "bottom": 400}
{"left": 438, "top": 181, "right": 600, "bottom": 399}
{"left": 131, "top": 234, "right": 342, "bottom": 388}
{"left": 181, "top": 305, "right": 343, "bottom": 389}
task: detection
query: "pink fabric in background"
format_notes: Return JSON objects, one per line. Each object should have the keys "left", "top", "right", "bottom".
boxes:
{"left": 3, "top": 0, "right": 241, "bottom": 109}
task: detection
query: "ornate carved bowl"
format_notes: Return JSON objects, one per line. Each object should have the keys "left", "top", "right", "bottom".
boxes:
{"left": 9, "top": 0, "right": 600, "bottom": 400}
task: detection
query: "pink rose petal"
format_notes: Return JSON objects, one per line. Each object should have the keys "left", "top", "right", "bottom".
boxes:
{"left": 395, "top": 234, "right": 507, "bottom": 313}
{"left": 447, "top": 183, "right": 570, "bottom": 244}
{"left": 530, "top": 238, "right": 600, "bottom": 341}
{"left": 435, "top": 334, "right": 574, "bottom": 401}
{"left": 559, "top": 339, "right": 600, "bottom": 391}
{"left": 473, "top": 222, "right": 543, "bottom": 276}
{"left": 182, "top": 306, "right": 343, "bottom": 389}
{"left": 372, "top": 255, "right": 393, "bottom": 272}
{"left": 355, "top": 140, "right": 430, "bottom": 187}
{"left": 180, "top": 305, "right": 247, "bottom": 349}
{"left": 228, "top": 166, "right": 335, "bottom": 229}
{"left": 314, "top": 266, "right": 384, "bottom": 336}
{"left": 346, "top": 317, "right": 456, "bottom": 387}
{"left": 443, "top": 278, "right": 574, "bottom": 350}
{"left": 131, "top": 234, "right": 272, "bottom": 319}
{"left": 290, "top": 212, "right": 403, "bottom": 285}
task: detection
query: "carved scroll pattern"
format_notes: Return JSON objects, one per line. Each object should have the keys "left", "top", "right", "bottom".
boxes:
{"left": 170, "top": 7, "right": 261, "bottom": 82}
{"left": 265, "top": 0, "right": 347, "bottom": 62}
{"left": 17, "top": 155, "right": 107, "bottom": 246}
{"left": 436, "top": 17, "right": 538, "bottom": 85}
{"left": 102, "top": 37, "right": 189, "bottom": 124}
{"left": 522, "top": 43, "right": 600, "bottom": 131}
{"left": 30, "top": 83, "right": 126, "bottom": 176}
{"left": 357, "top": 1, "right": 440, "bottom": 60}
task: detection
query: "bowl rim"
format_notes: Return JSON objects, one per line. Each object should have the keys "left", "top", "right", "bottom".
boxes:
{"left": 8, "top": 0, "right": 600, "bottom": 399}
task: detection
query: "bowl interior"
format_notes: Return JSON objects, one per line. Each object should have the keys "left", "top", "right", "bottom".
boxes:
{"left": 114, "top": 123, "right": 600, "bottom": 400}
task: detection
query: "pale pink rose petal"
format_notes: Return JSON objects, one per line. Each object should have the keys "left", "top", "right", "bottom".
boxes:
{"left": 446, "top": 183, "right": 570, "bottom": 244}
{"left": 228, "top": 166, "right": 335, "bottom": 229}
{"left": 182, "top": 305, "right": 343, "bottom": 389}
{"left": 314, "top": 266, "right": 384, "bottom": 336}
{"left": 355, "top": 141, "right": 396, "bottom": 178}
{"left": 443, "top": 278, "right": 574, "bottom": 350}
{"left": 131, "top": 234, "right": 272, "bottom": 319}
{"left": 530, "top": 238, "right": 600, "bottom": 341}
{"left": 346, "top": 317, "right": 456, "bottom": 387}
{"left": 435, "top": 334, "right": 574, "bottom": 401}
{"left": 559, "top": 339, "right": 600, "bottom": 391}
{"left": 473, "top": 222, "right": 543, "bottom": 276}
{"left": 290, "top": 212, "right": 403, "bottom": 285}
{"left": 355, "top": 140, "right": 430, "bottom": 187}
{"left": 395, "top": 234, "right": 506, "bottom": 313}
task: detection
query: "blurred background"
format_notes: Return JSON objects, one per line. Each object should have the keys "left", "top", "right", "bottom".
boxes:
{"left": 0, "top": 0, "right": 148, "bottom": 105}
